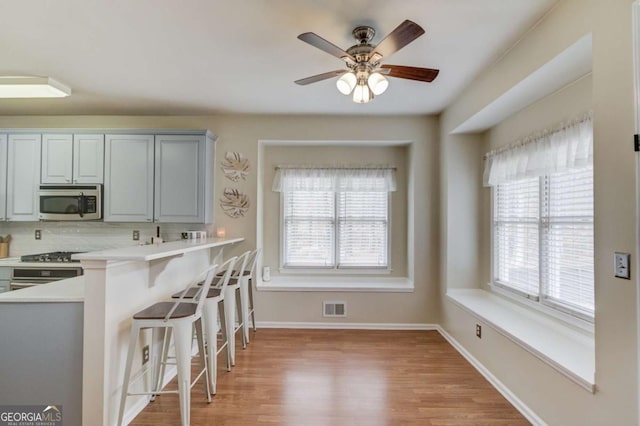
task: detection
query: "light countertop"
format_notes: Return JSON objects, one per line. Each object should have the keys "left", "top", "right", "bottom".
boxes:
{"left": 72, "top": 237, "right": 244, "bottom": 262}
{"left": 0, "top": 276, "right": 84, "bottom": 303}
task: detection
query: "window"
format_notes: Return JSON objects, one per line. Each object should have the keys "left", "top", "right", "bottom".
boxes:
{"left": 274, "top": 167, "right": 394, "bottom": 270}
{"left": 488, "top": 115, "right": 594, "bottom": 321}
{"left": 493, "top": 167, "right": 594, "bottom": 319}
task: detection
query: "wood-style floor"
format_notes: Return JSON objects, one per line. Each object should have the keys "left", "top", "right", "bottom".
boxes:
{"left": 131, "top": 329, "right": 529, "bottom": 426}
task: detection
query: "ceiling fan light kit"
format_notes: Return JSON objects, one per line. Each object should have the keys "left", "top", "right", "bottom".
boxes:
{"left": 353, "top": 81, "right": 373, "bottom": 103}
{"left": 336, "top": 72, "right": 357, "bottom": 95}
{"left": 295, "top": 20, "right": 439, "bottom": 104}
{"left": 368, "top": 72, "right": 389, "bottom": 95}
{"left": 0, "top": 76, "right": 71, "bottom": 98}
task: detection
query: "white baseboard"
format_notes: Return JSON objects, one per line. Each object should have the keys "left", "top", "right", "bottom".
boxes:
{"left": 255, "top": 321, "right": 438, "bottom": 330}
{"left": 436, "top": 326, "right": 546, "bottom": 426}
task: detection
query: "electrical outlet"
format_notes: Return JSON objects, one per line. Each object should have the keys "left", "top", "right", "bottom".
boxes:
{"left": 34, "top": 229, "right": 41, "bottom": 240}
{"left": 133, "top": 230, "right": 140, "bottom": 241}
{"left": 142, "top": 345, "right": 150, "bottom": 365}
{"left": 475, "top": 324, "right": 482, "bottom": 339}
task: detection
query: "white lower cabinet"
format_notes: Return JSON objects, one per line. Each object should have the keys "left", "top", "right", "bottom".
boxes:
{"left": 154, "top": 134, "right": 215, "bottom": 223}
{"left": 7, "top": 134, "right": 41, "bottom": 221}
{"left": 104, "top": 135, "right": 154, "bottom": 222}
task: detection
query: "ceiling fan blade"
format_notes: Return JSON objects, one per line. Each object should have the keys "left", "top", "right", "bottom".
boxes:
{"left": 298, "top": 32, "right": 356, "bottom": 65}
{"left": 379, "top": 65, "right": 439, "bottom": 82}
{"left": 369, "top": 20, "right": 425, "bottom": 63}
{"left": 295, "top": 70, "right": 346, "bottom": 85}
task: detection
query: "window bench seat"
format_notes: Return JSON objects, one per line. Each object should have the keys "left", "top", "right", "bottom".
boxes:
{"left": 447, "top": 288, "right": 595, "bottom": 392}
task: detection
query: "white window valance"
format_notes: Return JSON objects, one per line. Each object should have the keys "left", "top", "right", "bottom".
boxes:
{"left": 272, "top": 167, "right": 397, "bottom": 192}
{"left": 483, "top": 114, "right": 593, "bottom": 187}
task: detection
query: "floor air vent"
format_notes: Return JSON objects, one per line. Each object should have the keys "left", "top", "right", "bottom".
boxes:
{"left": 323, "top": 301, "right": 346, "bottom": 317}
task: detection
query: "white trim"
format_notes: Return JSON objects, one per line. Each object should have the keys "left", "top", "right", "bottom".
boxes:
{"left": 278, "top": 268, "right": 392, "bottom": 275}
{"left": 447, "top": 289, "right": 595, "bottom": 392}
{"left": 256, "top": 276, "right": 413, "bottom": 292}
{"left": 632, "top": 4, "right": 640, "bottom": 424}
{"left": 255, "top": 321, "right": 437, "bottom": 330}
{"left": 490, "top": 282, "right": 594, "bottom": 333}
{"left": 436, "top": 326, "right": 547, "bottom": 426}
{"left": 257, "top": 138, "right": 416, "bottom": 306}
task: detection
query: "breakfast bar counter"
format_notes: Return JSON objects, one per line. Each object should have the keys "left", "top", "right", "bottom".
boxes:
{"left": 73, "top": 237, "right": 244, "bottom": 262}
{"left": 77, "top": 236, "right": 244, "bottom": 426}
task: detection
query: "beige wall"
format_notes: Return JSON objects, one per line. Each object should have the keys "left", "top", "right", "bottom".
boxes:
{"left": 440, "top": 0, "right": 638, "bottom": 424}
{"left": 0, "top": 114, "right": 440, "bottom": 324}
{"left": 261, "top": 144, "right": 408, "bottom": 278}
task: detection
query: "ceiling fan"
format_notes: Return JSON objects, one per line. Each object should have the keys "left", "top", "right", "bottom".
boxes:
{"left": 295, "top": 20, "right": 439, "bottom": 104}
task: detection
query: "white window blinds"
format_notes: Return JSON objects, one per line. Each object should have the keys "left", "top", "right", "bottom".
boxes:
{"left": 283, "top": 191, "right": 335, "bottom": 267}
{"left": 494, "top": 177, "right": 540, "bottom": 298}
{"left": 488, "top": 115, "right": 594, "bottom": 321}
{"left": 276, "top": 167, "right": 394, "bottom": 270}
{"left": 338, "top": 192, "right": 389, "bottom": 268}
{"left": 543, "top": 167, "right": 594, "bottom": 317}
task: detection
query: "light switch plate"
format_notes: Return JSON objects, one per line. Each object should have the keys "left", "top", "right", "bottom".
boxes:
{"left": 614, "top": 252, "right": 631, "bottom": 279}
{"left": 262, "top": 266, "right": 271, "bottom": 282}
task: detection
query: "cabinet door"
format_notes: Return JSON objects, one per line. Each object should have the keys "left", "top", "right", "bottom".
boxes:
{"left": 0, "top": 267, "right": 9, "bottom": 293}
{"left": 0, "top": 135, "right": 7, "bottom": 221}
{"left": 154, "top": 135, "right": 205, "bottom": 223}
{"left": 73, "top": 134, "right": 104, "bottom": 183}
{"left": 41, "top": 134, "right": 73, "bottom": 184}
{"left": 104, "top": 135, "right": 154, "bottom": 222}
{"left": 7, "top": 134, "right": 41, "bottom": 221}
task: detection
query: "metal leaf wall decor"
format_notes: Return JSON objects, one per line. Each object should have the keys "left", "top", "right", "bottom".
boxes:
{"left": 220, "top": 188, "right": 250, "bottom": 218}
{"left": 221, "top": 152, "right": 250, "bottom": 181}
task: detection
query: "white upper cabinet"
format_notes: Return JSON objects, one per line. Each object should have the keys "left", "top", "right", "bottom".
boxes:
{"left": 154, "top": 135, "right": 215, "bottom": 223}
{"left": 41, "top": 134, "right": 73, "bottom": 183}
{"left": 41, "top": 133, "right": 104, "bottom": 184}
{"left": 0, "top": 135, "right": 7, "bottom": 221}
{"left": 73, "top": 134, "right": 104, "bottom": 184}
{"left": 7, "top": 134, "right": 41, "bottom": 221}
{"left": 104, "top": 134, "right": 154, "bottom": 222}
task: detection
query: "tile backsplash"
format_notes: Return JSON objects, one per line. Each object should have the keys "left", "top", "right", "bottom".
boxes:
{"left": 0, "top": 222, "right": 214, "bottom": 257}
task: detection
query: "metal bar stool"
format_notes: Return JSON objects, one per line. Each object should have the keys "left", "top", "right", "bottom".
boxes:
{"left": 224, "top": 251, "right": 251, "bottom": 364}
{"left": 167, "top": 256, "right": 237, "bottom": 394}
{"left": 116, "top": 263, "right": 219, "bottom": 426}
{"left": 239, "top": 248, "right": 260, "bottom": 342}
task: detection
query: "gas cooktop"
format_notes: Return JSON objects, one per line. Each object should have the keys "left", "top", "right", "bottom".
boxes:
{"left": 20, "top": 251, "right": 84, "bottom": 263}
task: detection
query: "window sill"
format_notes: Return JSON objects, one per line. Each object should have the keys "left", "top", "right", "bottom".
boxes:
{"left": 446, "top": 289, "right": 595, "bottom": 393}
{"left": 279, "top": 268, "right": 392, "bottom": 275}
{"left": 257, "top": 276, "right": 413, "bottom": 292}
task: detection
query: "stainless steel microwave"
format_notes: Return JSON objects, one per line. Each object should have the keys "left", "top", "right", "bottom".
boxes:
{"left": 38, "top": 185, "right": 102, "bottom": 221}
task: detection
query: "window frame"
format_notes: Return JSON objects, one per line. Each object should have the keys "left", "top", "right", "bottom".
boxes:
{"left": 279, "top": 190, "right": 392, "bottom": 274}
{"left": 491, "top": 168, "right": 594, "bottom": 323}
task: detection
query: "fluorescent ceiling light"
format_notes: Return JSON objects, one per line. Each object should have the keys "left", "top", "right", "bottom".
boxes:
{"left": 0, "top": 76, "right": 71, "bottom": 98}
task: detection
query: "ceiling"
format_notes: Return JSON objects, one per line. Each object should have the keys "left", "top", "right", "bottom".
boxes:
{"left": 0, "top": 0, "right": 558, "bottom": 116}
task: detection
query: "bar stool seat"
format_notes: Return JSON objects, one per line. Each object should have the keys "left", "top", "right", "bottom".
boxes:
{"left": 172, "top": 288, "right": 222, "bottom": 299}
{"left": 133, "top": 302, "right": 197, "bottom": 320}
